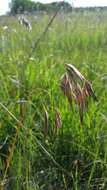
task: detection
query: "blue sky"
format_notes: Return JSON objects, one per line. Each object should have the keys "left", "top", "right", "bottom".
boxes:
{"left": 1, "top": 0, "right": 107, "bottom": 15}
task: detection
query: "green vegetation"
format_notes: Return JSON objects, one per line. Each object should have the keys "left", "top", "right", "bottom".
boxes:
{"left": 0, "top": 9, "right": 107, "bottom": 189}
{"left": 9, "top": 0, "right": 72, "bottom": 14}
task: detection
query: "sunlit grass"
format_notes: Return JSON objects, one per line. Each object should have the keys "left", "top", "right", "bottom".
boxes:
{"left": 0, "top": 11, "right": 107, "bottom": 189}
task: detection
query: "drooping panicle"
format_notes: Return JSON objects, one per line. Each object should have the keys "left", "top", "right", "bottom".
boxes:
{"left": 60, "top": 64, "right": 97, "bottom": 125}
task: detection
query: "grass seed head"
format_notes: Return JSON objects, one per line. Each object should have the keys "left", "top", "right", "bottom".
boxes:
{"left": 44, "top": 106, "right": 48, "bottom": 135}
{"left": 60, "top": 73, "right": 74, "bottom": 105}
{"left": 55, "top": 108, "right": 62, "bottom": 129}
{"left": 60, "top": 64, "right": 97, "bottom": 125}
{"left": 84, "top": 80, "right": 97, "bottom": 101}
{"left": 66, "top": 64, "right": 85, "bottom": 83}
{"left": 74, "top": 84, "right": 85, "bottom": 125}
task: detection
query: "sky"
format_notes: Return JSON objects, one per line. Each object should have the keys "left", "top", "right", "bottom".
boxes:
{"left": 1, "top": 0, "right": 107, "bottom": 15}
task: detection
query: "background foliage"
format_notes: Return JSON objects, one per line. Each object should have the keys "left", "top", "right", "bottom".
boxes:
{"left": 9, "top": 0, "right": 72, "bottom": 14}
{"left": 0, "top": 8, "right": 107, "bottom": 190}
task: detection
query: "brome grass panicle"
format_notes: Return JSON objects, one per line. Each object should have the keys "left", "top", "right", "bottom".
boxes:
{"left": 55, "top": 108, "right": 62, "bottom": 129}
{"left": 60, "top": 64, "right": 97, "bottom": 125}
{"left": 44, "top": 106, "right": 49, "bottom": 136}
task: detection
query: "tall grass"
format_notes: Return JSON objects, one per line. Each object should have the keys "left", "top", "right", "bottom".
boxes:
{"left": 0, "top": 10, "right": 107, "bottom": 189}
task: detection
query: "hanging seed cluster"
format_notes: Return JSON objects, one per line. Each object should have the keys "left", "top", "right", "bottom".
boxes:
{"left": 44, "top": 107, "right": 62, "bottom": 136}
{"left": 60, "top": 64, "right": 97, "bottom": 125}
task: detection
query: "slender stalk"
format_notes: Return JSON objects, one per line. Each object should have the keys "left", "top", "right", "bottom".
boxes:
{"left": 29, "top": 1, "right": 64, "bottom": 58}
{"left": 0, "top": 2, "right": 64, "bottom": 189}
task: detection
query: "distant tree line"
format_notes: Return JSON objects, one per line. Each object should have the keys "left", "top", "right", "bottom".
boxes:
{"left": 75, "top": 6, "right": 107, "bottom": 13}
{"left": 9, "top": 0, "right": 72, "bottom": 14}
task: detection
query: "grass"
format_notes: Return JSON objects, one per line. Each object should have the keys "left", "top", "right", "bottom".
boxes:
{"left": 0, "top": 10, "right": 107, "bottom": 189}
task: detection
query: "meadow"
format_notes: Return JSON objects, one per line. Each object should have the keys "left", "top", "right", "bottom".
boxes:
{"left": 0, "top": 9, "right": 107, "bottom": 189}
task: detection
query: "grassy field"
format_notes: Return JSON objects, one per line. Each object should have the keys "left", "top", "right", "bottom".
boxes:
{"left": 0, "top": 10, "right": 107, "bottom": 190}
